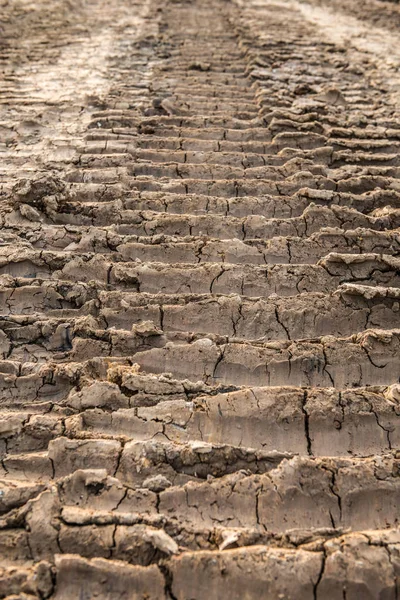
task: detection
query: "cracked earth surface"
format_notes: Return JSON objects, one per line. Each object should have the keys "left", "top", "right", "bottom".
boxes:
{"left": 0, "top": 0, "right": 400, "bottom": 597}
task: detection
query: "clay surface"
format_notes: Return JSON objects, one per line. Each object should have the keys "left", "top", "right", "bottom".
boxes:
{"left": 0, "top": 0, "right": 400, "bottom": 597}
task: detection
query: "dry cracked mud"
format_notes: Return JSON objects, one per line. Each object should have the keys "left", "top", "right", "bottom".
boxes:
{"left": 0, "top": 0, "right": 400, "bottom": 597}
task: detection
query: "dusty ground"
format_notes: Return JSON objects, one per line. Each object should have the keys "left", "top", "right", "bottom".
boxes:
{"left": 0, "top": 0, "right": 400, "bottom": 597}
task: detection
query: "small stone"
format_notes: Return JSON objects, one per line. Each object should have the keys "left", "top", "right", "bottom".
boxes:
{"left": 144, "top": 527, "right": 179, "bottom": 555}
{"left": 142, "top": 474, "right": 172, "bottom": 492}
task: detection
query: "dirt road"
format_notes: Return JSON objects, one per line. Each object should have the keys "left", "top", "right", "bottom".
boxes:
{"left": 0, "top": 0, "right": 400, "bottom": 597}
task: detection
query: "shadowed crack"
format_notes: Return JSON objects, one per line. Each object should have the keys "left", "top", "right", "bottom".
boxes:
{"left": 302, "top": 391, "right": 313, "bottom": 456}
{"left": 313, "top": 548, "right": 326, "bottom": 600}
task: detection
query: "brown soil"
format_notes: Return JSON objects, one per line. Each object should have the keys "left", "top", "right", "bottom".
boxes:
{"left": 0, "top": 0, "right": 399, "bottom": 598}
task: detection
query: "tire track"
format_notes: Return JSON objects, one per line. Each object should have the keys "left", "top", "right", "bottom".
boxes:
{"left": 0, "top": 0, "right": 399, "bottom": 597}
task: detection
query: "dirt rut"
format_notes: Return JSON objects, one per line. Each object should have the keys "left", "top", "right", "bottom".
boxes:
{"left": 0, "top": 0, "right": 400, "bottom": 597}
